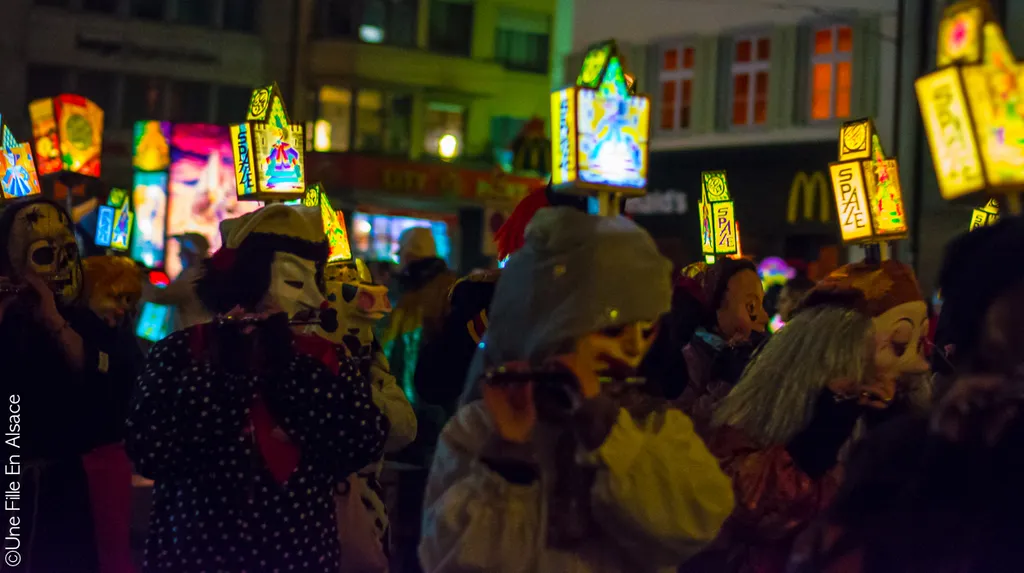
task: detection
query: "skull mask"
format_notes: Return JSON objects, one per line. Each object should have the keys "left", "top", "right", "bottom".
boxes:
{"left": 5, "top": 202, "right": 82, "bottom": 304}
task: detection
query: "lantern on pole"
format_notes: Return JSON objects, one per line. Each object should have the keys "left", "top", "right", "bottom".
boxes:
{"left": 230, "top": 82, "right": 306, "bottom": 202}
{"left": 28, "top": 95, "right": 104, "bottom": 177}
{"left": 0, "top": 114, "right": 42, "bottom": 205}
{"left": 969, "top": 198, "right": 1000, "bottom": 230}
{"left": 827, "top": 118, "right": 908, "bottom": 254}
{"left": 698, "top": 170, "right": 739, "bottom": 263}
{"left": 915, "top": 0, "right": 1024, "bottom": 212}
{"left": 550, "top": 39, "right": 651, "bottom": 215}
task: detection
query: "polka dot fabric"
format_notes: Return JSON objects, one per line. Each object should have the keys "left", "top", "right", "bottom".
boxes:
{"left": 126, "top": 328, "right": 386, "bottom": 572}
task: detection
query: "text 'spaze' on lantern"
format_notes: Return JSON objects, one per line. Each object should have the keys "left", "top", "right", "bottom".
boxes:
{"left": 915, "top": 0, "right": 1024, "bottom": 204}
{"left": 699, "top": 170, "right": 739, "bottom": 262}
{"left": 970, "top": 198, "right": 1000, "bottom": 230}
{"left": 28, "top": 94, "right": 104, "bottom": 177}
{"left": 230, "top": 82, "right": 305, "bottom": 202}
{"left": 0, "top": 114, "right": 42, "bottom": 204}
{"left": 827, "top": 118, "right": 908, "bottom": 244}
{"left": 550, "top": 40, "right": 651, "bottom": 196}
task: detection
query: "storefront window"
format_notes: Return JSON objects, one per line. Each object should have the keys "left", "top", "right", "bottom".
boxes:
{"left": 429, "top": 0, "right": 473, "bottom": 57}
{"left": 809, "top": 25, "right": 853, "bottom": 121}
{"left": 355, "top": 90, "right": 385, "bottom": 152}
{"left": 495, "top": 9, "right": 549, "bottom": 73}
{"left": 424, "top": 102, "right": 466, "bottom": 158}
{"left": 731, "top": 35, "right": 771, "bottom": 127}
{"left": 314, "top": 86, "right": 411, "bottom": 155}
{"left": 659, "top": 44, "right": 695, "bottom": 131}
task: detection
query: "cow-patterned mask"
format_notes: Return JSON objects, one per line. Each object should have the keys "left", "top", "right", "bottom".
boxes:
{"left": 6, "top": 202, "right": 82, "bottom": 304}
{"left": 319, "top": 259, "right": 392, "bottom": 351}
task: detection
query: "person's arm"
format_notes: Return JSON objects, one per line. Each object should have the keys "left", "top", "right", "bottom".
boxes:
{"left": 418, "top": 402, "right": 542, "bottom": 573}
{"left": 583, "top": 402, "right": 736, "bottom": 567}
{"left": 370, "top": 351, "right": 417, "bottom": 452}
{"left": 263, "top": 334, "right": 387, "bottom": 480}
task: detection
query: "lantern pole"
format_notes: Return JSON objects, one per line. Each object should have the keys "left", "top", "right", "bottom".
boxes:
{"left": 863, "top": 243, "right": 882, "bottom": 264}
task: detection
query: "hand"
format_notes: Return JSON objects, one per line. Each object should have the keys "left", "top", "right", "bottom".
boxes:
{"left": 482, "top": 382, "right": 536, "bottom": 444}
{"left": 23, "top": 273, "right": 62, "bottom": 330}
{"left": 548, "top": 354, "right": 601, "bottom": 401}
{"left": 827, "top": 372, "right": 897, "bottom": 409}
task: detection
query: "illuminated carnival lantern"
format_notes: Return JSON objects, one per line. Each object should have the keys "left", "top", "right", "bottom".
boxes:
{"left": 28, "top": 95, "right": 104, "bottom": 177}
{"left": 970, "top": 198, "right": 1000, "bottom": 230}
{"left": 915, "top": 0, "right": 1024, "bottom": 212}
{"left": 94, "top": 187, "right": 134, "bottom": 253}
{"left": 0, "top": 114, "right": 42, "bottom": 205}
{"left": 299, "top": 183, "right": 352, "bottom": 262}
{"left": 230, "top": 82, "right": 305, "bottom": 202}
{"left": 827, "top": 118, "right": 908, "bottom": 258}
{"left": 698, "top": 170, "right": 739, "bottom": 264}
{"left": 550, "top": 39, "right": 651, "bottom": 215}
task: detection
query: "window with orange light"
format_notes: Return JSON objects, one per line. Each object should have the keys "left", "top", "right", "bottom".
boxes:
{"left": 810, "top": 25, "right": 853, "bottom": 121}
{"left": 731, "top": 35, "right": 771, "bottom": 126}
{"left": 658, "top": 44, "right": 696, "bottom": 131}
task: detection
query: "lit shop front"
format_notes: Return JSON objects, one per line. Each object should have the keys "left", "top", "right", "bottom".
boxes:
{"left": 642, "top": 141, "right": 840, "bottom": 268}
{"left": 306, "top": 152, "right": 543, "bottom": 269}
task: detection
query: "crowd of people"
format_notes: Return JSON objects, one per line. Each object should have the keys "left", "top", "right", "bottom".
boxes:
{"left": 1, "top": 184, "right": 1023, "bottom": 573}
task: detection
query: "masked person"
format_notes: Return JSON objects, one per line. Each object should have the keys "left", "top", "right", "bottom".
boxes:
{"left": 0, "top": 198, "right": 140, "bottom": 572}
{"left": 675, "top": 258, "right": 770, "bottom": 437}
{"left": 80, "top": 255, "right": 146, "bottom": 573}
{"left": 317, "top": 257, "right": 415, "bottom": 572}
{"left": 419, "top": 208, "right": 735, "bottom": 573}
{"left": 687, "top": 260, "right": 929, "bottom": 573}
{"left": 126, "top": 205, "right": 386, "bottom": 573}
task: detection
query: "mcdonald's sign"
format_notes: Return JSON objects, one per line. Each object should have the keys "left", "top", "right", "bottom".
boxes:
{"left": 787, "top": 171, "right": 831, "bottom": 224}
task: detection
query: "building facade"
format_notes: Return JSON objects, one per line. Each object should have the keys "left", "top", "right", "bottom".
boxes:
{"left": 295, "top": 0, "right": 561, "bottom": 269}
{"left": 0, "top": 0, "right": 294, "bottom": 187}
{"left": 567, "top": 0, "right": 899, "bottom": 274}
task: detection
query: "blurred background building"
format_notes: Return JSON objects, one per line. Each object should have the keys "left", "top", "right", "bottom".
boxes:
{"left": 295, "top": 0, "right": 564, "bottom": 270}
{"left": 0, "top": 0, "right": 288, "bottom": 186}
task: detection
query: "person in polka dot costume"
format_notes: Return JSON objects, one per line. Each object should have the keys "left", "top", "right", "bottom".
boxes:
{"left": 126, "top": 205, "right": 386, "bottom": 573}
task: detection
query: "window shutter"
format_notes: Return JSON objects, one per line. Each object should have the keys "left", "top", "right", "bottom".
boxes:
{"left": 768, "top": 26, "right": 797, "bottom": 129}
{"left": 715, "top": 35, "right": 734, "bottom": 132}
{"left": 792, "top": 24, "right": 812, "bottom": 125}
{"left": 850, "top": 16, "right": 881, "bottom": 118}
{"left": 691, "top": 36, "right": 718, "bottom": 134}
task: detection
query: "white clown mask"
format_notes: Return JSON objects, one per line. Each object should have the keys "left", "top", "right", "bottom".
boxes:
{"left": 266, "top": 251, "right": 326, "bottom": 319}
{"left": 6, "top": 202, "right": 83, "bottom": 304}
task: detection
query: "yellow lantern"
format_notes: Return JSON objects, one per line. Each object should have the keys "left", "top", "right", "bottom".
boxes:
{"left": 699, "top": 170, "right": 739, "bottom": 262}
{"left": 230, "top": 82, "right": 305, "bottom": 202}
{"left": 915, "top": 0, "right": 1024, "bottom": 210}
{"left": 828, "top": 118, "right": 908, "bottom": 245}
{"left": 28, "top": 94, "right": 104, "bottom": 178}
{"left": 550, "top": 39, "right": 650, "bottom": 210}
{"left": 969, "top": 198, "right": 1000, "bottom": 230}
{"left": 0, "top": 114, "right": 42, "bottom": 205}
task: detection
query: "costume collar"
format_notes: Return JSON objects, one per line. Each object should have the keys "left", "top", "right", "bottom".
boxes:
{"left": 694, "top": 327, "right": 727, "bottom": 351}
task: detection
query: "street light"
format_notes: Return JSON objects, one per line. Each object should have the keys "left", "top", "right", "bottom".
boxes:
{"left": 438, "top": 133, "right": 459, "bottom": 160}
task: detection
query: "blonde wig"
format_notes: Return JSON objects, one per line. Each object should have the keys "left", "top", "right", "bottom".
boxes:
{"left": 713, "top": 305, "right": 874, "bottom": 445}
{"left": 82, "top": 255, "right": 143, "bottom": 301}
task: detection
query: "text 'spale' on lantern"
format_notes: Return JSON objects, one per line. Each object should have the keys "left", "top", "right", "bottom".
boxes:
{"left": 230, "top": 82, "right": 306, "bottom": 202}
{"left": 550, "top": 40, "right": 650, "bottom": 196}
{"left": 699, "top": 170, "right": 738, "bottom": 257}
{"left": 29, "top": 94, "right": 104, "bottom": 177}
{"left": 916, "top": 0, "right": 1024, "bottom": 201}
{"left": 969, "top": 198, "right": 1000, "bottom": 230}
{"left": 828, "top": 118, "right": 908, "bottom": 244}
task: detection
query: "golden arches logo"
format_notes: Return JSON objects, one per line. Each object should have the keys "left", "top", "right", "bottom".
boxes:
{"left": 787, "top": 171, "right": 831, "bottom": 223}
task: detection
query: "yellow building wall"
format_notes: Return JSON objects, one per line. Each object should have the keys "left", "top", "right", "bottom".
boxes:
{"left": 303, "top": 0, "right": 556, "bottom": 161}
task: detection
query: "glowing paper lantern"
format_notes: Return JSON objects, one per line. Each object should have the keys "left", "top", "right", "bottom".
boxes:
{"left": 28, "top": 94, "right": 104, "bottom": 177}
{"left": 304, "top": 183, "right": 352, "bottom": 262}
{"left": 230, "top": 82, "right": 305, "bottom": 202}
{"left": 969, "top": 198, "right": 1000, "bottom": 230}
{"left": 95, "top": 187, "right": 133, "bottom": 252}
{"left": 828, "top": 118, "right": 908, "bottom": 244}
{"left": 0, "top": 115, "right": 42, "bottom": 204}
{"left": 915, "top": 0, "right": 1024, "bottom": 204}
{"left": 550, "top": 40, "right": 651, "bottom": 196}
{"left": 698, "top": 170, "right": 739, "bottom": 261}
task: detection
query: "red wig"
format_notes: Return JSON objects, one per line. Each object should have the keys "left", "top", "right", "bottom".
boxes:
{"left": 494, "top": 185, "right": 550, "bottom": 260}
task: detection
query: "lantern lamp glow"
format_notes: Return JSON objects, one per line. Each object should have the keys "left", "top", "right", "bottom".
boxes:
{"left": 230, "top": 82, "right": 306, "bottom": 202}
{"left": 307, "top": 183, "right": 352, "bottom": 263}
{"left": 28, "top": 94, "right": 104, "bottom": 177}
{"left": 827, "top": 118, "right": 908, "bottom": 245}
{"left": 0, "top": 114, "right": 43, "bottom": 204}
{"left": 970, "top": 198, "right": 1000, "bottom": 230}
{"left": 698, "top": 170, "right": 739, "bottom": 261}
{"left": 550, "top": 40, "right": 651, "bottom": 197}
{"left": 95, "top": 188, "right": 133, "bottom": 252}
{"left": 915, "top": 0, "right": 1024, "bottom": 209}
